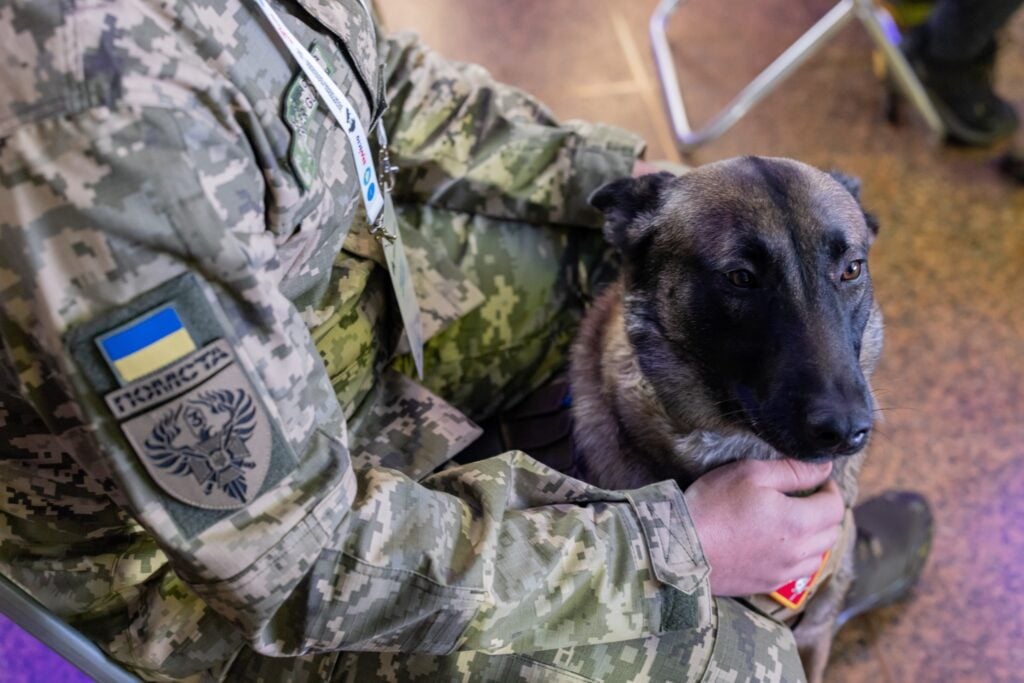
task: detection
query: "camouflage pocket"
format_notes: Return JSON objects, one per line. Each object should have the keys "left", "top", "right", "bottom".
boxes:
{"left": 346, "top": 369, "right": 482, "bottom": 481}
{"left": 283, "top": 42, "right": 336, "bottom": 191}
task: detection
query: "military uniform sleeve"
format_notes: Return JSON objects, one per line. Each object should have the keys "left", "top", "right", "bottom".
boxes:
{"left": 381, "top": 32, "right": 646, "bottom": 230}
{"left": 0, "top": 104, "right": 711, "bottom": 659}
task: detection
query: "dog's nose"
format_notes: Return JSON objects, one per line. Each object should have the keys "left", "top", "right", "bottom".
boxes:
{"left": 806, "top": 410, "right": 872, "bottom": 454}
{"left": 847, "top": 427, "right": 870, "bottom": 450}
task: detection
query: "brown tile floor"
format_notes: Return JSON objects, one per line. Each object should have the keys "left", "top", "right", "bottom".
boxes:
{"left": 380, "top": 1, "right": 1024, "bottom": 681}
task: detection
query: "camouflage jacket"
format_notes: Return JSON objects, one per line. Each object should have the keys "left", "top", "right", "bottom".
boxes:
{"left": 0, "top": 1, "right": 712, "bottom": 680}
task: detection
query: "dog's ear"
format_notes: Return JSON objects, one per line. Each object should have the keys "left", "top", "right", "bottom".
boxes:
{"left": 828, "top": 170, "right": 862, "bottom": 199}
{"left": 828, "top": 170, "right": 880, "bottom": 238}
{"left": 589, "top": 172, "right": 674, "bottom": 252}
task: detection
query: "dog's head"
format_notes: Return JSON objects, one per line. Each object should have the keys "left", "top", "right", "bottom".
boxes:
{"left": 590, "top": 156, "right": 881, "bottom": 462}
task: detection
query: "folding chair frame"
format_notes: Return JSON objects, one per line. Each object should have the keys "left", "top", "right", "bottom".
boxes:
{"left": 649, "top": 0, "right": 946, "bottom": 153}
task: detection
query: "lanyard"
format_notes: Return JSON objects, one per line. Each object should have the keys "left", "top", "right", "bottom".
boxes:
{"left": 253, "top": 0, "right": 384, "bottom": 223}
{"left": 253, "top": 0, "right": 424, "bottom": 378}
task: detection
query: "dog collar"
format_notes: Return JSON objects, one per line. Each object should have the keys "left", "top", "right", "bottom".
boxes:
{"left": 770, "top": 551, "right": 831, "bottom": 610}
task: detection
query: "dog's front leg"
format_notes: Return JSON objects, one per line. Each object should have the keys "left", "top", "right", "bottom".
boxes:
{"left": 793, "top": 586, "right": 840, "bottom": 683}
{"left": 792, "top": 528, "right": 857, "bottom": 683}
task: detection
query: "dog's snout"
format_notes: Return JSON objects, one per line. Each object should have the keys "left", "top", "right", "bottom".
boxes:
{"left": 805, "top": 407, "right": 872, "bottom": 455}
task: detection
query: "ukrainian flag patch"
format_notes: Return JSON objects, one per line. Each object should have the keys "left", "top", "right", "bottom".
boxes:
{"left": 96, "top": 305, "right": 197, "bottom": 384}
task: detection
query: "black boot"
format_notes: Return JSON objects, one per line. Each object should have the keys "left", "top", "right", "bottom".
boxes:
{"left": 836, "top": 490, "right": 933, "bottom": 631}
{"left": 903, "top": 27, "right": 1019, "bottom": 146}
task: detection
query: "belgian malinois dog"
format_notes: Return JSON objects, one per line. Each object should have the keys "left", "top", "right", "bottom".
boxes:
{"left": 570, "top": 156, "right": 883, "bottom": 682}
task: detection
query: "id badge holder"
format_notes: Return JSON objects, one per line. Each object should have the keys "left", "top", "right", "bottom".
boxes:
{"left": 372, "top": 194, "right": 424, "bottom": 379}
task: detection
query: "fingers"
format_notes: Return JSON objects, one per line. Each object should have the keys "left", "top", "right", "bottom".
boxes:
{"left": 789, "top": 477, "right": 845, "bottom": 531}
{"left": 801, "top": 525, "right": 842, "bottom": 561}
{"left": 771, "top": 529, "right": 839, "bottom": 588}
{"left": 631, "top": 159, "right": 659, "bottom": 177}
{"left": 762, "top": 554, "right": 830, "bottom": 593}
{"left": 689, "top": 457, "right": 848, "bottom": 597}
{"left": 751, "top": 458, "right": 833, "bottom": 493}
{"left": 788, "top": 555, "right": 830, "bottom": 586}
{"left": 773, "top": 482, "right": 843, "bottom": 587}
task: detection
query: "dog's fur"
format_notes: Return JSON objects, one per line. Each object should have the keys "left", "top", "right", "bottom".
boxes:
{"left": 569, "top": 156, "right": 883, "bottom": 682}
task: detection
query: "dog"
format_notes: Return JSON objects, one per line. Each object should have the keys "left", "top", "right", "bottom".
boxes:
{"left": 569, "top": 156, "right": 883, "bottom": 682}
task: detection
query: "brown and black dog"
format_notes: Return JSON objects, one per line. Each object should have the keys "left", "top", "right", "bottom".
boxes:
{"left": 569, "top": 156, "right": 883, "bottom": 682}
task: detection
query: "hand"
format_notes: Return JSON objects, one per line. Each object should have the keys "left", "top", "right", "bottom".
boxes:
{"left": 632, "top": 159, "right": 660, "bottom": 176}
{"left": 684, "top": 459, "right": 844, "bottom": 597}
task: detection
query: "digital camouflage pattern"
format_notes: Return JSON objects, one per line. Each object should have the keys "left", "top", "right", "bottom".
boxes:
{"left": 0, "top": 1, "right": 805, "bottom": 681}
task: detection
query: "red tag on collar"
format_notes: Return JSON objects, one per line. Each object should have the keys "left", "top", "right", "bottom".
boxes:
{"left": 769, "top": 551, "right": 830, "bottom": 610}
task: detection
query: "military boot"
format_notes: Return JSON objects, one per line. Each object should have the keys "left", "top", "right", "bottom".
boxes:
{"left": 903, "top": 27, "right": 1019, "bottom": 146}
{"left": 836, "top": 490, "right": 933, "bottom": 630}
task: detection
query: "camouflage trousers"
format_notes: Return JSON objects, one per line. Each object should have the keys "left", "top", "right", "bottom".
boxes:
{"left": 228, "top": 598, "right": 802, "bottom": 682}
{"left": 228, "top": 209, "right": 806, "bottom": 682}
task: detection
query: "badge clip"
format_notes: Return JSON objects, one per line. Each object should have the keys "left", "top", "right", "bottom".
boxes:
{"left": 378, "top": 145, "right": 399, "bottom": 194}
{"left": 370, "top": 214, "right": 396, "bottom": 243}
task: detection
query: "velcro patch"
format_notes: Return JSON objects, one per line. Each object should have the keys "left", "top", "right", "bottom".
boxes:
{"left": 284, "top": 42, "right": 335, "bottom": 190}
{"left": 68, "top": 273, "right": 297, "bottom": 538}
{"left": 115, "top": 341, "right": 271, "bottom": 510}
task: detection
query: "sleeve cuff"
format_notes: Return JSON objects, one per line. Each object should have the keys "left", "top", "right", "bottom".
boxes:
{"left": 626, "top": 480, "right": 714, "bottom": 632}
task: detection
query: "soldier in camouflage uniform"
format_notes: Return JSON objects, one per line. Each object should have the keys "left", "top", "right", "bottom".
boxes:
{"left": 0, "top": 1, "right": 808, "bottom": 680}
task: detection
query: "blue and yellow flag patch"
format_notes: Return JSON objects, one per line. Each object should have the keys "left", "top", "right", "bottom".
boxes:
{"left": 96, "top": 305, "right": 197, "bottom": 384}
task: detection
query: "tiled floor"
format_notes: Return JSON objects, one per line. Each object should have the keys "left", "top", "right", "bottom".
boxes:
{"left": 380, "top": 1, "right": 1024, "bottom": 681}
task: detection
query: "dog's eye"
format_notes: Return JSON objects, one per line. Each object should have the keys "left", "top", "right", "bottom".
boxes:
{"left": 726, "top": 270, "right": 757, "bottom": 288}
{"left": 841, "top": 260, "right": 864, "bottom": 282}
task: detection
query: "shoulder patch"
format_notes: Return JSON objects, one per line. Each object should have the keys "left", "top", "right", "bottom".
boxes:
{"left": 68, "top": 274, "right": 297, "bottom": 537}
{"left": 115, "top": 341, "right": 271, "bottom": 510}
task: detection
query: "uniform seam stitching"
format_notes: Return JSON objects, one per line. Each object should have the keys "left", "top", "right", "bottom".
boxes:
{"left": 339, "top": 550, "right": 489, "bottom": 600}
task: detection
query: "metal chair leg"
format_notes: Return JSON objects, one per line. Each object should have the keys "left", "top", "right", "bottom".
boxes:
{"left": 856, "top": 1, "right": 945, "bottom": 135}
{"left": 650, "top": 0, "right": 946, "bottom": 153}
{"left": 0, "top": 573, "right": 140, "bottom": 683}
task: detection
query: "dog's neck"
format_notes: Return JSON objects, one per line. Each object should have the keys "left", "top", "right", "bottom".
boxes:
{"left": 571, "top": 283, "right": 775, "bottom": 488}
